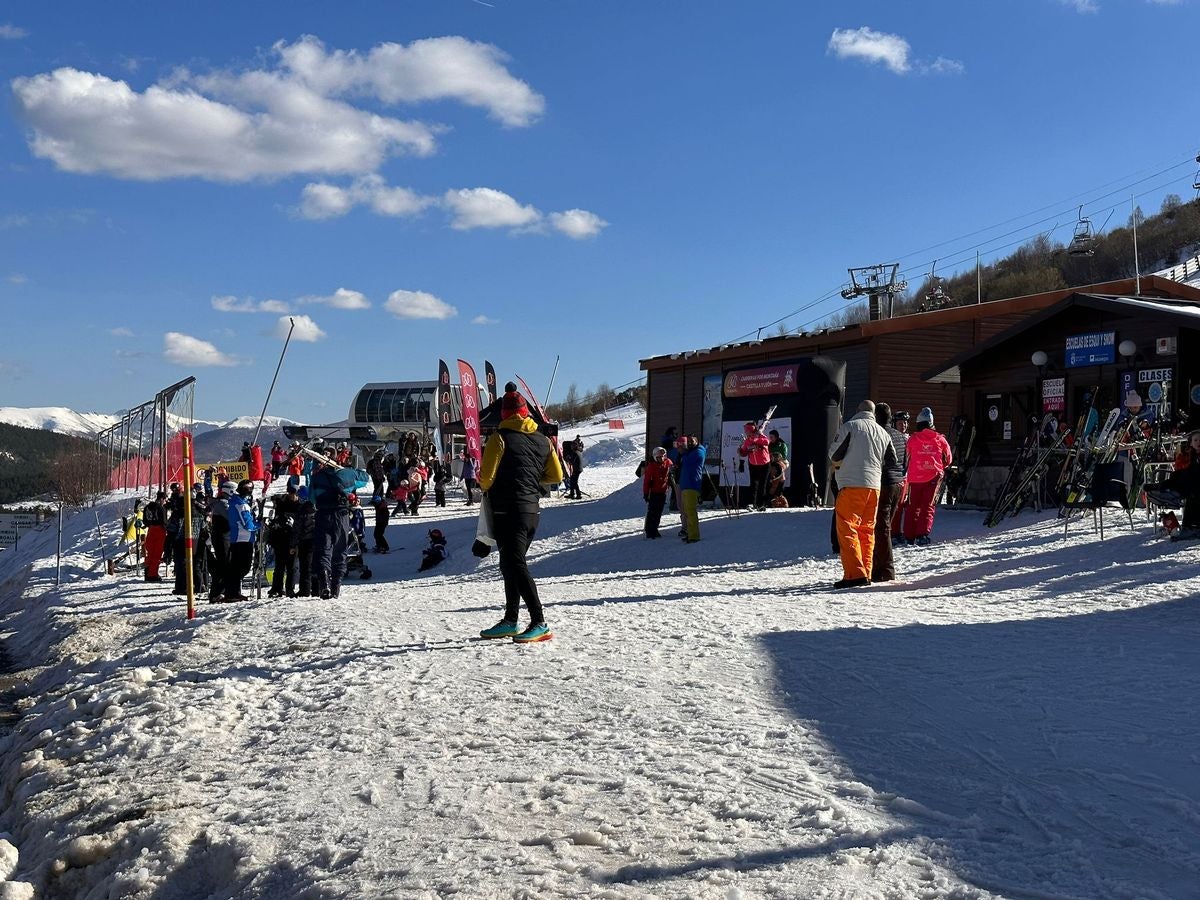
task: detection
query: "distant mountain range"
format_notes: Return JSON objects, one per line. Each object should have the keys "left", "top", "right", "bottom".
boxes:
{"left": 0, "top": 407, "right": 310, "bottom": 465}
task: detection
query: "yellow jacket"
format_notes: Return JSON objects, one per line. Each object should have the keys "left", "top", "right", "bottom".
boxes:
{"left": 479, "top": 416, "right": 564, "bottom": 492}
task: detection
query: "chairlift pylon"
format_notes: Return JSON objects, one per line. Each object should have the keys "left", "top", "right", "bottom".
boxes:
{"left": 1193, "top": 152, "right": 1200, "bottom": 191}
{"left": 1067, "top": 205, "right": 1095, "bottom": 258}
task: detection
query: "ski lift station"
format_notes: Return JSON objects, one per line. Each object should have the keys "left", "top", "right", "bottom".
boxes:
{"left": 639, "top": 274, "right": 1200, "bottom": 507}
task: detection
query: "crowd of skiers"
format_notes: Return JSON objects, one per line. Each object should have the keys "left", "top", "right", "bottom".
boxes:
{"left": 637, "top": 402, "right": 954, "bottom": 589}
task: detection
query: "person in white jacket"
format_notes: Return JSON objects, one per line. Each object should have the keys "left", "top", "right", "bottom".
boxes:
{"left": 827, "top": 400, "right": 897, "bottom": 588}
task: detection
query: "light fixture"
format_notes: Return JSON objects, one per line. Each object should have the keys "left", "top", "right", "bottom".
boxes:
{"left": 1118, "top": 339, "right": 1137, "bottom": 359}
{"left": 1031, "top": 350, "right": 1049, "bottom": 368}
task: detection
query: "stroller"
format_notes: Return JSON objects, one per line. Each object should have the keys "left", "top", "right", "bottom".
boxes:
{"left": 345, "top": 527, "right": 373, "bottom": 580}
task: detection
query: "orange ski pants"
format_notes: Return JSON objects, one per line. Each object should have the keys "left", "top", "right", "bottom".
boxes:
{"left": 835, "top": 486, "right": 880, "bottom": 582}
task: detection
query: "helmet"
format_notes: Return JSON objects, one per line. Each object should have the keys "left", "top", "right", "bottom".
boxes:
{"left": 428, "top": 528, "right": 444, "bottom": 542}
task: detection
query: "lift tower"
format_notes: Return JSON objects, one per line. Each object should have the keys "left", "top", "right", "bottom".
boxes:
{"left": 841, "top": 263, "right": 908, "bottom": 321}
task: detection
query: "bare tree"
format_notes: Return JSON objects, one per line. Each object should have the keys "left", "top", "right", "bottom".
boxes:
{"left": 50, "top": 448, "right": 107, "bottom": 507}
{"left": 564, "top": 384, "right": 580, "bottom": 424}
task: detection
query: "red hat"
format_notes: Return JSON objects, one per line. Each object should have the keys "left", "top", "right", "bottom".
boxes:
{"left": 501, "top": 390, "right": 529, "bottom": 419}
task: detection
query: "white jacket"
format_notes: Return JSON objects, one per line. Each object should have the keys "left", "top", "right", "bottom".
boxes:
{"left": 828, "top": 411, "right": 895, "bottom": 490}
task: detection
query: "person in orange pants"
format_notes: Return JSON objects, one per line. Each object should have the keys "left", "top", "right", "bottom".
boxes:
{"left": 142, "top": 490, "right": 167, "bottom": 582}
{"left": 828, "top": 400, "right": 896, "bottom": 588}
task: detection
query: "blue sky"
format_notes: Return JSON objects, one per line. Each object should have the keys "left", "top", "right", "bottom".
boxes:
{"left": 1, "top": 0, "right": 1197, "bottom": 422}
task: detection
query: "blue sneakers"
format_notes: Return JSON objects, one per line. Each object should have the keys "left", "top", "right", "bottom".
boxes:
{"left": 513, "top": 622, "right": 553, "bottom": 643}
{"left": 480, "top": 619, "right": 521, "bottom": 639}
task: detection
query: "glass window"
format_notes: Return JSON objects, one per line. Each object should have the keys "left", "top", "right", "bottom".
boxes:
{"left": 389, "top": 389, "right": 408, "bottom": 423}
{"left": 415, "top": 388, "right": 432, "bottom": 422}
{"left": 366, "top": 389, "right": 385, "bottom": 422}
{"left": 354, "top": 390, "right": 370, "bottom": 422}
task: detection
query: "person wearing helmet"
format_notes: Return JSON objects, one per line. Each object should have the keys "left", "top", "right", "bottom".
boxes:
{"left": 206, "top": 481, "right": 236, "bottom": 601}
{"left": 419, "top": 528, "right": 448, "bottom": 572}
{"left": 738, "top": 421, "right": 771, "bottom": 510}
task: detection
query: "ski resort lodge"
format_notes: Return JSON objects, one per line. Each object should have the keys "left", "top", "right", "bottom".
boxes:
{"left": 639, "top": 275, "right": 1200, "bottom": 503}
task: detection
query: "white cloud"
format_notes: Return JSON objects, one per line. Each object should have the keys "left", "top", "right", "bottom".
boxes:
{"left": 828, "top": 27, "right": 911, "bottom": 74}
{"left": 548, "top": 208, "right": 609, "bottom": 239}
{"left": 471, "top": 314, "right": 499, "bottom": 325}
{"left": 302, "top": 287, "right": 371, "bottom": 309}
{"left": 108, "top": 326, "right": 134, "bottom": 337}
{"left": 924, "top": 56, "right": 965, "bottom": 75}
{"left": 1060, "top": 0, "right": 1099, "bottom": 10}
{"left": 0, "top": 214, "right": 31, "bottom": 229}
{"left": 212, "top": 295, "right": 291, "bottom": 313}
{"left": 11, "top": 35, "right": 543, "bottom": 183}
{"left": 7, "top": 273, "right": 28, "bottom": 284}
{"left": 278, "top": 315, "right": 326, "bottom": 342}
{"left": 163, "top": 332, "right": 238, "bottom": 367}
{"left": 297, "top": 174, "right": 434, "bottom": 220}
{"left": 385, "top": 290, "right": 457, "bottom": 320}
{"left": 298, "top": 182, "right": 354, "bottom": 219}
{"left": 443, "top": 187, "right": 541, "bottom": 230}
{"left": 0, "top": 24, "right": 27, "bottom": 39}
{"left": 275, "top": 34, "right": 544, "bottom": 127}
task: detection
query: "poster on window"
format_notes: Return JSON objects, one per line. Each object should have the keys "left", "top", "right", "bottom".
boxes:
{"left": 1042, "top": 377, "right": 1065, "bottom": 413}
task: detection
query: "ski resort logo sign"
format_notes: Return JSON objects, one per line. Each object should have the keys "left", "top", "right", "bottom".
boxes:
{"left": 1064, "top": 331, "right": 1115, "bottom": 368}
{"left": 724, "top": 365, "right": 798, "bottom": 398}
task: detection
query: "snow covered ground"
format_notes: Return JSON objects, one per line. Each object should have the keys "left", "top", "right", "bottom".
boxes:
{"left": 1, "top": 406, "right": 1198, "bottom": 899}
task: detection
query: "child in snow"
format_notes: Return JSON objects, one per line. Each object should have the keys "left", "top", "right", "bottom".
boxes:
{"left": 348, "top": 493, "right": 366, "bottom": 543}
{"left": 418, "top": 528, "right": 448, "bottom": 572}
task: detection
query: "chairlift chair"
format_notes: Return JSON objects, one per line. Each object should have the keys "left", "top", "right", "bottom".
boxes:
{"left": 1067, "top": 206, "right": 1095, "bottom": 257}
{"left": 1192, "top": 152, "right": 1200, "bottom": 191}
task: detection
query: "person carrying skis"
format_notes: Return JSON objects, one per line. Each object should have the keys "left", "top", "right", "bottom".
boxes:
{"left": 828, "top": 400, "right": 895, "bottom": 588}
{"left": 678, "top": 435, "right": 707, "bottom": 543}
{"left": 642, "top": 446, "right": 673, "bottom": 538}
{"left": 738, "top": 422, "right": 771, "bottom": 510}
{"left": 477, "top": 384, "right": 564, "bottom": 643}
{"left": 903, "top": 407, "right": 953, "bottom": 546}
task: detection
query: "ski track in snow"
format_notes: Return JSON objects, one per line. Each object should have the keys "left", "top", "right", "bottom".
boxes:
{"left": 0, "top": 408, "right": 1198, "bottom": 899}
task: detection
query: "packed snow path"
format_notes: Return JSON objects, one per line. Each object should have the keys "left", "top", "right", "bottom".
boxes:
{"left": 1, "top": 425, "right": 1198, "bottom": 898}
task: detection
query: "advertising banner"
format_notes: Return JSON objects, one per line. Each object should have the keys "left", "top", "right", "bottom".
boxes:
{"left": 457, "top": 359, "right": 482, "bottom": 463}
{"left": 437, "top": 359, "right": 452, "bottom": 447}
{"left": 484, "top": 360, "right": 498, "bottom": 405}
{"left": 723, "top": 364, "right": 800, "bottom": 398}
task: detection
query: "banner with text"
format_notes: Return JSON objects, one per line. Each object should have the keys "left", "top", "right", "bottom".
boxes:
{"left": 457, "top": 359, "right": 482, "bottom": 462}
{"left": 723, "top": 364, "right": 800, "bottom": 398}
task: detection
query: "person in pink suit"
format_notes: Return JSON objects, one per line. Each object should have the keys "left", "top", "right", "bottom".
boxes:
{"left": 903, "top": 407, "right": 953, "bottom": 546}
{"left": 738, "top": 421, "right": 772, "bottom": 510}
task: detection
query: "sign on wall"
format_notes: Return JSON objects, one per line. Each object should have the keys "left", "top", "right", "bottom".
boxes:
{"left": 1121, "top": 367, "right": 1173, "bottom": 421}
{"left": 1042, "top": 377, "right": 1065, "bottom": 413}
{"left": 1064, "top": 331, "right": 1115, "bottom": 368}
{"left": 723, "top": 364, "right": 799, "bottom": 398}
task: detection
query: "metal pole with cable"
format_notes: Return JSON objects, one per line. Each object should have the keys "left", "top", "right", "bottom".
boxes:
{"left": 252, "top": 317, "right": 296, "bottom": 449}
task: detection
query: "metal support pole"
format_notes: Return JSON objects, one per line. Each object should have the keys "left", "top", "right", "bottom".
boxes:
{"left": 545, "top": 355, "right": 561, "bottom": 410}
{"left": 56, "top": 503, "right": 63, "bottom": 587}
{"left": 1132, "top": 194, "right": 1141, "bottom": 296}
{"left": 252, "top": 317, "right": 296, "bottom": 448}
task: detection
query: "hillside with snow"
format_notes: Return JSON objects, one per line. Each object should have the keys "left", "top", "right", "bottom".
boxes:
{"left": 0, "top": 405, "right": 1197, "bottom": 899}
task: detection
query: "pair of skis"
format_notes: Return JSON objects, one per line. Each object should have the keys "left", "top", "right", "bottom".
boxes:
{"left": 984, "top": 416, "right": 1068, "bottom": 528}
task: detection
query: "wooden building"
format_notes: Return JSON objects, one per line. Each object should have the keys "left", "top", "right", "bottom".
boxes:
{"left": 639, "top": 276, "right": 1200, "bottom": 501}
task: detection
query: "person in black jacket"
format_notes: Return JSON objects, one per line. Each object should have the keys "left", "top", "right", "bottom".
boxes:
{"left": 296, "top": 487, "right": 317, "bottom": 597}
{"left": 872, "top": 403, "right": 906, "bottom": 583}
{"left": 562, "top": 437, "right": 584, "bottom": 499}
{"left": 477, "top": 385, "right": 564, "bottom": 643}
{"left": 370, "top": 492, "right": 390, "bottom": 553}
{"left": 207, "top": 482, "right": 234, "bottom": 601}
{"left": 268, "top": 484, "right": 301, "bottom": 597}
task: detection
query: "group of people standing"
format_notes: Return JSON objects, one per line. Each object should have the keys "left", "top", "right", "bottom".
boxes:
{"left": 830, "top": 402, "right": 952, "bottom": 588}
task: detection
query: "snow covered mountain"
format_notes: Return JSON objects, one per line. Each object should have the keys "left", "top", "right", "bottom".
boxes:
{"left": 0, "top": 406, "right": 292, "bottom": 440}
